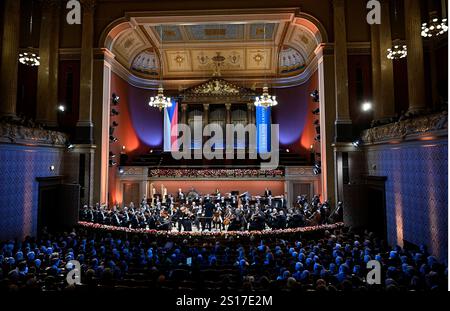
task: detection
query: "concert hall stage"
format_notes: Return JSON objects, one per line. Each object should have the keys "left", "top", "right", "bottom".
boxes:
{"left": 112, "top": 167, "right": 321, "bottom": 208}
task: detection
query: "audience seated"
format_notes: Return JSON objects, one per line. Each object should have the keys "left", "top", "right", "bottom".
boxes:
{"left": 0, "top": 227, "right": 446, "bottom": 292}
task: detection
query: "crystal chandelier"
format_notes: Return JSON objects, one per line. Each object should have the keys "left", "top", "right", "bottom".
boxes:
{"left": 19, "top": 1, "right": 39, "bottom": 67}
{"left": 254, "top": 85, "right": 278, "bottom": 108}
{"left": 149, "top": 85, "right": 172, "bottom": 111}
{"left": 387, "top": 40, "right": 407, "bottom": 60}
{"left": 19, "top": 48, "right": 40, "bottom": 66}
{"left": 422, "top": 16, "right": 448, "bottom": 38}
{"left": 254, "top": 24, "right": 277, "bottom": 108}
{"left": 148, "top": 25, "right": 171, "bottom": 111}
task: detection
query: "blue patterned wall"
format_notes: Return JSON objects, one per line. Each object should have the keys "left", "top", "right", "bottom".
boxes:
{"left": 366, "top": 139, "right": 448, "bottom": 262}
{"left": 0, "top": 143, "right": 64, "bottom": 240}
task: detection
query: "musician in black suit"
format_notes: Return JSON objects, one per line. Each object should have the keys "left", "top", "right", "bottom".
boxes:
{"left": 276, "top": 210, "right": 287, "bottom": 229}
{"left": 264, "top": 188, "right": 272, "bottom": 197}
{"left": 203, "top": 200, "right": 214, "bottom": 231}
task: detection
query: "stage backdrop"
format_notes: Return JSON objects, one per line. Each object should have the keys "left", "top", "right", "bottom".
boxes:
{"left": 108, "top": 71, "right": 318, "bottom": 203}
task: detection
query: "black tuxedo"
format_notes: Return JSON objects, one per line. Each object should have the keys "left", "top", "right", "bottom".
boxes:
{"left": 203, "top": 202, "right": 214, "bottom": 231}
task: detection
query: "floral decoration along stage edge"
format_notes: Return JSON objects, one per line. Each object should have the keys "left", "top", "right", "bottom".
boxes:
{"left": 78, "top": 221, "right": 344, "bottom": 237}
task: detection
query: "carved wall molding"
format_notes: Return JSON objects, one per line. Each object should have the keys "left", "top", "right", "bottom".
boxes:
{"left": 0, "top": 122, "right": 68, "bottom": 146}
{"left": 361, "top": 112, "right": 448, "bottom": 144}
{"left": 148, "top": 168, "right": 285, "bottom": 179}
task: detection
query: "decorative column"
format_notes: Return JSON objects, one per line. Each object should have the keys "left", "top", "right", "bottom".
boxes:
{"left": 333, "top": 0, "right": 352, "bottom": 141}
{"left": 378, "top": 0, "right": 395, "bottom": 120}
{"left": 76, "top": 0, "right": 96, "bottom": 143}
{"left": 203, "top": 104, "right": 209, "bottom": 125}
{"left": 246, "top": 103, "right": 253, "bottom": 125}
{"left": 404, "top": 0, "right": 426, "bottom": 113}
{"left": 225, "top": 103, "right": 232, "bottom": 124}
{"left": 0, "top": 0, "right": 20, "bottom": 118}
{"left": 315, "top": 44, "right": 337, "bottom": 204}
{"left": 181, "top": 103, "right": 188, "bottom": 125}
{"left": 92, "top": 49, "right": 113, "bottom": 206}
{"left": 36, "top": 0, "right": 60, "bottom": 127}
{"left": 371, "top": 24, "right": 382, "bottom": 120}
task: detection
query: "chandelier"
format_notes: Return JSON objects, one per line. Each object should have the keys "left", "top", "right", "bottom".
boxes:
{"left": 148, "top": 25, "right": 171, "bottom": 111}
{"left": 422, "top": 16, "right": 448, "bottom": 38}
{"left": 254, "top": 85, "right": 278, "bottom": 108}
{"left": 149, "top": 85, "right": 172, "bottom": 111}
{"left": 19, "top": 48, "right": 40, "bottom": 66}
{"left": 19, "top": 1, "right": 39, "bottom": 67}
{"left": 254, "top": 23, "right": 277, "bottom": 108}
{"left": 387, "top": 40, "right": 407, "bottom": 60}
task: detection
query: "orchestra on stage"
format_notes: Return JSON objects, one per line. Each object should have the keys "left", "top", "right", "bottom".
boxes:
{"left": 79, "top": 188, "right": 344, "bottom": 232}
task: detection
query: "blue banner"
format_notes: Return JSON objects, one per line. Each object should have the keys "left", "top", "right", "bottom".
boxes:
{"left": 256, "top": 106, "right": 271, "bottom": 153}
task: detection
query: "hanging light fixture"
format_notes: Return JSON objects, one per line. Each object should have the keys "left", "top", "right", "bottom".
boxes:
{"left": 148, "top": 25, "right": 171, "bottom": 111}
{"left": 19, "top": 0, "right": 40, "bottom": 66}
{"left": 254, "top": 23, "right": 277, "bottom": 108}
{"left": 422, "top": 9, "right": 448, "bottom": 38}
{"left": 387, "top": 39, "right": 407, "bottom": 60}
{"left": 387, "top": 0, "right": 407, "bottom": 60}
{"left": 149, "top": 85, "right": 172, "bottom": 111}
{"left": 254, "top": 85, "right": 278, "bottom": 108}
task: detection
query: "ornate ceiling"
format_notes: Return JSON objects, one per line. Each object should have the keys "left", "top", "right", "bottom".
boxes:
{"left": 104, "top": 9, "right": 325, "bottom": 88}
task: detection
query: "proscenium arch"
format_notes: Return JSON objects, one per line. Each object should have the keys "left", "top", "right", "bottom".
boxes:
{"left": 98, "top": 9, "right": 329, "bottom": 89}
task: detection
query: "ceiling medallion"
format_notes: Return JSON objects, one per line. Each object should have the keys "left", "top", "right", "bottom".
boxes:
{"left": 174, "top": 54, "right": 185, "bottom": 66}
{"left": 253, "top": 53, "right": 263, "bottom": 65}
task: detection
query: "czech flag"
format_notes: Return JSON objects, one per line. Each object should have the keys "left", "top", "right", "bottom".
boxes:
{"left": 164, "top": 100, "right": 178, "bottom": 152}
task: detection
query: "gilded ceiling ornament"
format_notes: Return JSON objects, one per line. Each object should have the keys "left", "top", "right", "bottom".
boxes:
{"left": 228, "top": 52, "right": 240, "bottom": 65}
{"left": 253, "top": 53, "right": 264, "bottom": 65}
{"left": 197, "top": 53, "right": 210, "bottom": 65}
{"left": 174, "top": 54, "right": 185, "bottom": 66}
{"left": 191, "top": 79, "right": 240, "bottom": 95}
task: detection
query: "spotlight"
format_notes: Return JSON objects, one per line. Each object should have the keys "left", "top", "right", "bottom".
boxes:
{"left": 112, "top": 93, "right": 120, "bottom": 105}
{"left": 310, "top": 90, "right": 319, "bottom": 102}
{"left": 109, "top": 160, "right": 117, "bottom": 166}
{"left": 111, "top": 109, "right": 119, "bottom": 116}
{"left": 286, "top": 149, "right": 290, "bottom": 153}
{"left": 312, "top": 108, "right": 320, "bottom": 115}
{"left": 119, "top": 167, "right": 125, "bottom": 174}
{"left": 361, "top": 102, "right": 372, "bottom": 112}
{"left": 313, "top": 163, "right": 321, "bottom": 175}
{"left": 122, "top": 145, "right": 126, "bottom": 151}
{"left": 109, "top": 135, "right": 118, "bottom": 143}
{"left": 49, "top": 165, "right": 55, "bottom": 171}
{"left": 58, "top": 105, "right": 66, "bottom": 112}
{"left": 109, "top": 151, "right": 116, "bottom": 158}
{"left": 112, "top": 121, "right": 119, "bottom": 127}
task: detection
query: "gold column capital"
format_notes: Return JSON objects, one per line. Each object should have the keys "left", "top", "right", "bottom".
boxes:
{"left": 181, "top": 103, "right": 188, "bottom": 111}
{"left": 225, "top": 103, "right": 232, "bottom": 110}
